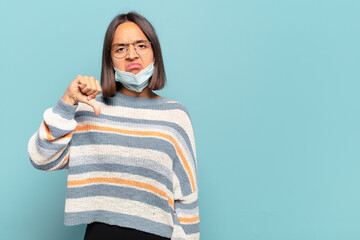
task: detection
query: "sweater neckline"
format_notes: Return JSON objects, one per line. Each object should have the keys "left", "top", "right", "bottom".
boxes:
{"left": 102, "top": 91, "right": 170, "bottom": 107}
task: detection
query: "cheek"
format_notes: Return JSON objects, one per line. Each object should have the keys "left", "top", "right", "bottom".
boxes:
{"left": 147, "top": 52, "right": 155, "bottom": 63}
{"left": 112, "top": 59, "right": 126, "bottom": 71}
{"left": 151, "top": 51, "right": 155, "bottom": 61}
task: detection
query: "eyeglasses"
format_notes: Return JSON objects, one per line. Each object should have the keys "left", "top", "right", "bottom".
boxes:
{"left": 110, "top": 40, "right": 152, "bottom": 59}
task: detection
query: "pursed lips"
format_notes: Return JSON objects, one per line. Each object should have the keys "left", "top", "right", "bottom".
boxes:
{"left": 126, "top": 63, "right": 143, "bottom": 71}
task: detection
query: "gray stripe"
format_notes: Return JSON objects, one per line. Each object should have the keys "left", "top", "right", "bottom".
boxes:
{"left": 74, "top": 110, "right": 196, "bottom": 166}
{"left": 71, "top": 131, "right": 193, "bottom": 196}
{"left": 46, "top": 122, "right": 73, "bottom": 138}
{"left": 97, "top": 92, "right": 175, "bottom": 110}
{"left": 175, "top": 207, "right": 199, "bottom": 215}
{"left": 70, "top": 155, "right": 172, "bottom": 180}
{"left": 175, "top": 199, "right": 198, "bottom": 210}
{"left": 182, "top": 222, "right": 200, "bottom": 235}
{"left": 35, "top": 134, "right": 61, "bottom": 159}
{"left": 52, "top": 97, "right": 78, "bottom": 120}
{"left": 96, "top": 91, "right": 188, "bottom": 113}
{"left": 36, "top": 131, "right": 67, "bottom": 151}
{"left": 35, "top": 144, "right": 58, "bottom": 160}
{"left": 30, "top": 144, "right": 69, "bottom": 171}
{"left": 66, "top": 184, "right": 173, "bottom": 213}
{"left": 64, "top": 209, "right": 173, "bottom": 238}
{"left": 68, "top": 163, "right": 173, "bottom": 192}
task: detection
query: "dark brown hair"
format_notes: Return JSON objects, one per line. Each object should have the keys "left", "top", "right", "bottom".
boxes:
{"left": 100, "top": 11, "right": 167, "bottom": 98}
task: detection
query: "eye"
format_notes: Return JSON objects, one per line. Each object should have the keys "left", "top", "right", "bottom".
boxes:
{"left": 138, "top": 44, "right": 147, "bottom": 49}
{"left": 116, "top": 47, "right": 126, "bottom": 52}
{"left": 113, "top": 44, "right": 127, "bottom": 52}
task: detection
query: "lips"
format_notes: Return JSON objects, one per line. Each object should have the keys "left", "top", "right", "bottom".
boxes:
{"left": 126, "top": 63, "right": 143, "bottom": 71}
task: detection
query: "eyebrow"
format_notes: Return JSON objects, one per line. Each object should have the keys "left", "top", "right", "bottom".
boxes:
{"left": 113, "top": 39, "right": 148, "bottom": 45}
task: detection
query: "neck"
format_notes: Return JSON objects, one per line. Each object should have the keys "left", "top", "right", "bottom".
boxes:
{"left": 118, "top": 86, "right": 160, "bottom": 99}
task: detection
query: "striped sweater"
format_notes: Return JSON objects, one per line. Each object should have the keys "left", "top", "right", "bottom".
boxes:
{"left": 27, "top": 91, "right": 199, "bottom": 240}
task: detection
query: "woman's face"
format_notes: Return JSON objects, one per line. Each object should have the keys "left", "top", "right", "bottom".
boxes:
{"left": 111, "top": 22, "right": 154, "bottom": 75}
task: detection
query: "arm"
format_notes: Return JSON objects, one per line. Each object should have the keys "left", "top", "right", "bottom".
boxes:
{"left": 27, "top": 97, "right": 78, "bottom": 171}
{"left": 171, "top": 106, "right": 200, "bottom": 240}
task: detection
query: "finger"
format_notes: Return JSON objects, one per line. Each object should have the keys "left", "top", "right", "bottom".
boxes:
{"left": 90, "top": 79, "right": 102, "bottom": 99}
{"left": 87, "top": 76, "right": 97, "bottom": 97}
{"left": 76, "top": 75, "right": 87, "bottom": 90}
{"left": 87, "top": 79, "right": 102, "bottom": 100}
{"left": 81, "top": 76, "right": 92, "bottom": 94}
{"left": 77, "top": 75, "right": 87, "bottom": 89}
{"left": 75, "top": 74, "right": 83, "bottom": 84}
{"left": 95, "top": 79, "right": 102, "bottom": 93}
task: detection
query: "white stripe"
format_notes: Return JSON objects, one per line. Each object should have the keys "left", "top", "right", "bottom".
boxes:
{"left": 44, "top": 107, "right": 77, "bottom": 131}
{"left": 64, "top": 196, "right": 173, "bottom": 226}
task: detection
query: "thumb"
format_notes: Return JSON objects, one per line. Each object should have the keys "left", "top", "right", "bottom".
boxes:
{"left": 87, "top": 98, "right": 101, "bottom": 116}
{"left": 77, "top": 94, "right": 101, "bottom": 116}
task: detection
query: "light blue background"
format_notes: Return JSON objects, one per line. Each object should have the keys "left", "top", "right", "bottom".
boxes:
{"left": 1, "top": 0, "right": 359, "bottom": 239}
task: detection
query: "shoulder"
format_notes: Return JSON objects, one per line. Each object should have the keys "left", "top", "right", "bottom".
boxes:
{"left": 163, "top": 99, "right": 195, "bottom": 138}
{"left": 164, "top": 98, "right": 193, "bottom": 122}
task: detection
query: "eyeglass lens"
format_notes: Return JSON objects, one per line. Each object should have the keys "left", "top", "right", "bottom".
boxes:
{"left": 111, "top": 40, "right": 151, "bottom": 59}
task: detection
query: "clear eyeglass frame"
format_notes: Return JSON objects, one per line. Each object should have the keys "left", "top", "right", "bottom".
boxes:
{"left": 110, "top": 40, "right": 152, "bottom": 59}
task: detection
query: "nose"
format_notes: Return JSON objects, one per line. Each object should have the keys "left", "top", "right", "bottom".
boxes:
{"left": 126, "top": 44, "right": 138, "bottom": 59}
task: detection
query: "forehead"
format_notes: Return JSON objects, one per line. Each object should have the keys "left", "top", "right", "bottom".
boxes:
{"left": 112, "top": 22, "right": 148, "bottom": 44}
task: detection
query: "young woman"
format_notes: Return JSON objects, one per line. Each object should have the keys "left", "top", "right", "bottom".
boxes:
{"left": 27, "top": 11, "right": 199, "bottom": 240}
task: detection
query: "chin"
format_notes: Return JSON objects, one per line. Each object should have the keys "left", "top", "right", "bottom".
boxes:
{"left": 128, "top": 69, "right": 142, "bottom": 75}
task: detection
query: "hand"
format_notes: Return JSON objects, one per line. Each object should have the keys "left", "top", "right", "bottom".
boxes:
{"left": 62, "top": 75, "right": 102, "bottom": 116}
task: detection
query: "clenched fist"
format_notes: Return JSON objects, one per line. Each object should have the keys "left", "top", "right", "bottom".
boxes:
{"left": 62, "top": 75, "right": 102, "bottom": 116}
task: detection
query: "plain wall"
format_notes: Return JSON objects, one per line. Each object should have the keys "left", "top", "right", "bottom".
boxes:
{"left": 1, "top": 0, "right": 360, "bottom": 239}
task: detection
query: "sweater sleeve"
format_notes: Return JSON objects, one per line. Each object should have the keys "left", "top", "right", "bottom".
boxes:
{"left": 172, "top": 189, "right": 200, "bottom": 240}
{"left": 171, "top": 106, "right": 200, "bottom": 240}
{"left": 27, "top": 97, "right": 78, "bottom": 171}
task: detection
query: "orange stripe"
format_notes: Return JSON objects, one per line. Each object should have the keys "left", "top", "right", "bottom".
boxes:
{"left": 63, "top": 132, "right": 73, "bottom": 138}
{"left": 74, "top": 124, "right": 196, "bottom": 191}
{"left": 68, "top": 177, "right": 174, "bottom": 208}
{"left": 178, "top": 216, "right": 199, "bottom": 223}
{"left": 43, "top": 121, "right": 53, "bottom": 141}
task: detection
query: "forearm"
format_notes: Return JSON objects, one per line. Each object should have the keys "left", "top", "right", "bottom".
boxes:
{"left": 28, "top": 97, "right": 78, "bottom": 171}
